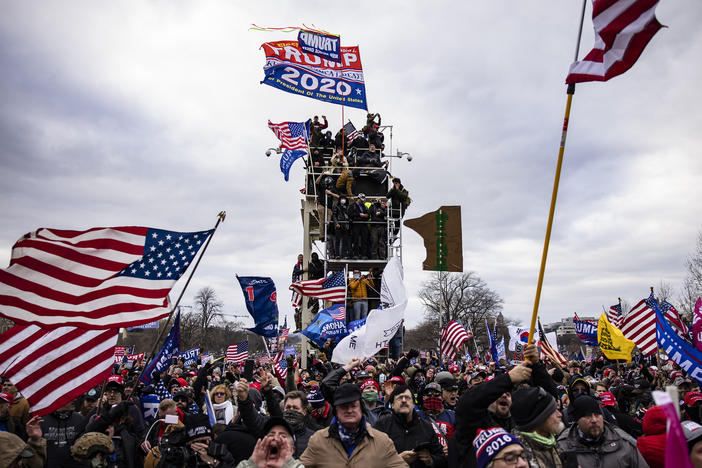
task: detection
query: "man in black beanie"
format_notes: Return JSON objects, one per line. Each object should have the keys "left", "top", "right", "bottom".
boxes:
{"left": 557, "top": 396, "right": 648, "bottom": 468}
{"left": 510, "top": 387, "right": 564, "bottom": 467}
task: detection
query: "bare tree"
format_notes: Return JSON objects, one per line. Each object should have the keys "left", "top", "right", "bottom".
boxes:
{"left": 656, "top": 280, "right": 674, "bottom": 303}
{"left": 679, "top": 232, "right": 702, "bottom": 317}
{"left": 418, "top": 271, "right": 503, "bottom": 345}
{"left": 184, "top": 287, "right": 224, "bottom": 348}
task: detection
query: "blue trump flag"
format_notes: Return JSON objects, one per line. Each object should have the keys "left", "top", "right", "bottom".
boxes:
{"left": 140, "top": 393, "right": 160, "bottom": 422}
{"left": 655, "top": 301, "right": 702, "bottom": 385}
{"left": 237, "top": 276, "right": 279, "bottom": 338}
{"left": 574, "top": 315, "right": 599, "bottom": 346}
{"left": 280, "top": 149, "right": 307, "bottom": 182}
{"left": 347, "top": 317, "right": 366, "bottom": 333}
{"left": 487, "top": 320, "right": 499, "bottom": 364}
{"left": 302, "top": 304, "right": 348, "bottom": 347}
{"left": 141, "top": 312, "right": 181, "bottom": 385}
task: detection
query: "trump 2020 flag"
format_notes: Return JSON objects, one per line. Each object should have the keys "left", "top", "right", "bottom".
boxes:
{"left": 237, "top": 276, "right": 279, "bottom": 338}
{"left": 655, "top": 301, "right": 702, "bottom": 386}
{"left": 574, "top": 314, "right": 599, "bottom": 346}
{"left": 301, "top": 305, "right": 348, "bottom": 347}
{"left": 141, "top": 312, "right": 181, "bottom": 385}
{"left": 0, "top": 226, "right": 213, "bottom": 329}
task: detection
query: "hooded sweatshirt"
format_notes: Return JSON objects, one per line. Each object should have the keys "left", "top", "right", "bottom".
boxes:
{"left": 636, "top": 405, "right": 666, "bottom": 468}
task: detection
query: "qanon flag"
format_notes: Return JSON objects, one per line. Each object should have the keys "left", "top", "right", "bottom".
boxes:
{"left": 236, "top": 276, "right": 279, "bottom": 338}
{"left": 261, "top": 40, "right": 368, "bottom": 110}
{"left": 573, "top": 315, "right": 599, "bottom": 346}
{"left": 301, "top": 304, "right": 348, "bottom": 347}
{"left": 655, "top": 301, "right": 702, "bottom": 385}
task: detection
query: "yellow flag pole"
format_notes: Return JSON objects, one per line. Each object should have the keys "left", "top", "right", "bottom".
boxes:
{"left": 527, "top": 0, "right": 587, "bottom": 345}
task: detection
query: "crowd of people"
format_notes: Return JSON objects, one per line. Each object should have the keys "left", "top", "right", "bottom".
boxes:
{"left": 4, "top": 341, "right": 702, "bottom": 467}
{"left": 305, "top": 113, "right": 410, "bottom": 261}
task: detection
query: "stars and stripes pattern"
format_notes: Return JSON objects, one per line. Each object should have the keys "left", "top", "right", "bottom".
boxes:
{"left": 660, "top": 299, "right": 690, "bottom": 341}
{"left": 566, "top": 0, "right": 663, "bottom": 84}
{"left": 273, "top": 351, "right": 288, "bottom": 379}
{"left": 440, "top": 320, "right": 472, "bottom": 361}
{"left": 226, "top": 341, "right": 249, "bottom": 364}
{"left": 607, "top": 303, "right": 624, "bottom": 328}
{"left": 0, "top": 324, "right": 118, "bottom": 417}
{"left": 538, "top": 320, "right": 569, "bottom": 367}
{"left": 0, "top": 226, "right": 213, "bottom": 329}
{"left": 329, "top": 305, "right": 346, "bottom": 321}
{"left": 268, "top": 120, "right": 310, "bottom": 151}
{"left": 289, "top": 270, "right": 346, "bottom": 303}
{"left": 621, "top": 291, "right": 657, "bottom": 356}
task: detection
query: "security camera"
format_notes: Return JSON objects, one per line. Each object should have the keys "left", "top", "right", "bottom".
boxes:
{"left": 407, "top": 155, "right": 413, "bottom": 162}
{"left": 265, "top": 149, "right": 272, "bottom": 157}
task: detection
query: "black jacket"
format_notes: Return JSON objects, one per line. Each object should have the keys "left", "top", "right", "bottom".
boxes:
{"left": 373, "top": 410, "right": 447, "bottom": 468}
{"left": 85, "top": 402, "right": 145, "bottom": 468}
{"left": 213, "top": 422, "right": 257, "bottom": 466}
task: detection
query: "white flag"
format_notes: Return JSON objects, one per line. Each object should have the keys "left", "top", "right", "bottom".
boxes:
{"left": 333, "top": 257, "right": 406, "bottom": 364}
{"left": 508, "top": 326, "right": 528, "bottom": 352}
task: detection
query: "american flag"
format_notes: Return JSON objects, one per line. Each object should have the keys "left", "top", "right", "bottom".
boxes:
{"left": 621, "top": 291, "right": 657, "bottom": 356}
{"left": 440, "top": 320, "right": 471, "bottom": 361}
{"left": 660, "top": 299, "right": 689, "bottom": 341}
{"left": 273, "top": 351, "right": 288, "bottom": 379}
{"left": 538, "top": 320, "right": 569, "bottom": 367}
{"left": 259, "top": 355, "right": 270, "bottom": 365}
{"left": 566, "top": 0, "right": 663, "bottom": 84}
{"left": 226, "top": 341, "right": 249, "bottom": 364}
{"left": 607, "top": 302, "right": 624, "bottom": 328}
{"left": 268, "top": 120, "right": 310, "bottom": 151}
{"left": 289, "top": 270, "right": 346, "bottom": 303}
{"left": 0, "top": 226, "right": 213, "bottom": 329}
{"left": 0, "top": 324, "right": 118, "bottom": 417}
{"left": 329, "top": 305, "right": 346, "bottom": 321}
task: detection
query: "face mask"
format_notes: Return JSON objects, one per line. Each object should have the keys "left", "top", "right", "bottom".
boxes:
{"left": 423, "top": 395, "right": 443, "bottom": 413}
{"left": 413, "top": 376, "right": 426, "bottom": 387}
{"left": 90, "top": 457, "right": 108, "bottom": 468}
{"left": 283, "top": 409, "right": 305, "bottom": 430}
{"left": 340, "top": 199, "right": 346, "bottom": 205}
{"left": 362, "top": 391, "right": 378, "bottom": 404}
{"left": 354, "top": 273, "right": 360, "bottom": 279}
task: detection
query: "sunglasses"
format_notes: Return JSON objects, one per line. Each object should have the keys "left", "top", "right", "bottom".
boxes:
{"left": 213, "top": 392, "right": 226, "bottom": 397}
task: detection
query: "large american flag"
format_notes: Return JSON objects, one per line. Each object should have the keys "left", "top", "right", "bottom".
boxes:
{"left": 0, "top": 324, "right": 118, "bottom": 417}
{"left": 268, "top": 120, "right": 310, "bottom": 151}
{"left": 566, "top": 0, "right": 663, "bottom": 84}
{"left": 621, "top": 291, "right": 657, "bottom": 356}
{"left": 289, "top": 270, "right": 346, "bottom": 304}
{"left": 440, "top": 320, "right": 472, "bottom": 361}
{"left": 226, "top": 341, "right": 249, "bottom": 364}
{"left": 0, "top": 226, "right": 213, "bottom": 328}
{"left": 607, "top": 302, "right": 624, "bottom": 328}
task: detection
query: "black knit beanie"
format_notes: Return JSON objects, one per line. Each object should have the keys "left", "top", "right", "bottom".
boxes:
{"left": 511, "top": 387, "right": 557, "bottom": 432}
{"left": 572, "top": 395, "right": 602, "bottom": 421}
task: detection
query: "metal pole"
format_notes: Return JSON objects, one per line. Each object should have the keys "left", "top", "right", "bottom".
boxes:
{"left": 527, "top": 2, "right": 587, "bottom": 345}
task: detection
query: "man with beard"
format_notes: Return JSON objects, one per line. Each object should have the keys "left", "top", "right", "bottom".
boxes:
{"left": 452, "top": 344, "right": 556, "bottom": 468}
{"left": 374, "top": 385, "right": 447, "bottom": 467}
{"left": 510, "top": 387, "right": 565, "bottom": 467}
{"left": 557, "top": 396, "right": 648, "bottom": 468}
{"left": 40, "top": 399, "right": 87, "bottom": 468}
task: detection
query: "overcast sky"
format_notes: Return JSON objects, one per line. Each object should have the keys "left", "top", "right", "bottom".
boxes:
{"left": 1, "top": 1, "right": 701, "bottom": 334}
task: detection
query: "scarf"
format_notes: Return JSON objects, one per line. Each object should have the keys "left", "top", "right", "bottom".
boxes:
{"left": 335, "top": 416, "right": 367, "bottom": 457}
{"left": 521, "top": 430, "right": 557, "bottom": 447}
{"left": 212, "top": 400, "right": 234, "bottom": 425}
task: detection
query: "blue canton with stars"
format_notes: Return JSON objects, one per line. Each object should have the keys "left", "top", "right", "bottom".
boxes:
{"left": 118, "top": 228, "right": 213, "bottom": 280}
{"left": 321, "top": 270, "right": 345, "bottom": 289}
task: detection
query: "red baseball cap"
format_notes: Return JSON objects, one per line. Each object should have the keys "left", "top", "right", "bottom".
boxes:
{"left": 387, "top": 376, "right": 405, "bottom": 385}
{"left": 0, "top": 392, "right": 13, "bottom": 404}
{"left": 360, "top": 379, "right": 380, "bottom": 393}
{"left": 448, "top": 364, "right": 460, "bottom": 374}
{"left": 106, "top": 375, "right": 124, "bottom": 387}
{"left": 685, "top": 391, "right": 702, "bottom": 407}
{"left": 599, "top": 391, "right": 616, "bottom": 407}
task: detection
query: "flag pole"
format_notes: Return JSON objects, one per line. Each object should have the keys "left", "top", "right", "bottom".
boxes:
{"left": 135, "top": 211, "right": 226, "bottom": 384}
{"left": 527, "top": 0, "right": 587, "bottom": 345}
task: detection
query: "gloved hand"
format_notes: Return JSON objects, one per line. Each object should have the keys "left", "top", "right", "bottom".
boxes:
{"left": 407, "top": 349, "right": 420, "bottom": 360}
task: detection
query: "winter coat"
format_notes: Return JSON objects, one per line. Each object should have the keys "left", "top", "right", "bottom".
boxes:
{"left": 300, "top": 421, "right": 407, "bottom": 468}
{"left": 557, "top": 421, "right": 650, "bottom": 468}
{"left": 216, "top": 422, "right": 259, "bottom": 466}
{"left": 513, "top": 429, "right": 563, "bottom": 468}
{"left": 40, "top": 411, "right": 87, "bottom": 468}
{"left": 636, "top": 405, "right": 666, "bottom": 468}
{"left": 373, "top": 410, "right": 447, "bottom": 468}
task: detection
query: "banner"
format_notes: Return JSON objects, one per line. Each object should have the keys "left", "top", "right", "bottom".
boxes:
{"left": 497, "top": 337, "right": 506, "bottom": 362}
{"left": 347, "top": 318, "right": 366, "bottom": 333}
{"left": 693, "top": 297, "right": 702, "bottom": 352}
{"left": 404, "top": 206, "right": 463, "bottom": 272}
{"left": 574, "top": 315, "right": 599, "bottom": 346}
{"left": 261, "top": 40, "right": 367, "bottom": 110}
{"left": 284, "top": 346, "right": 296, "bottom": 357}
{"left": 126, "top": 320, "right": 159, "bottom": 331}
{"left": 236, "top": 276, "right": 279, "bottom": 338}
{"left": 656, "top": 301, "right": 702, "bottom": 385}
{"left": 298, "top": 30, "right": 341, "bottom": 62}
{"left": 597, "top": 313, "right": 635, "bottom": 362}
{"left": 140, "top": 312, "right": 181, "bottom": 385}
{"left": 180, "top": 348, "right": 199, "bottom": 367}
{"left": 301, "top": 305, "right": 348, "bottom": 347}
